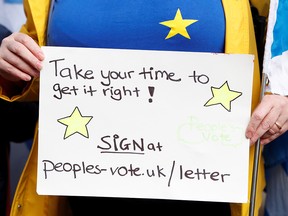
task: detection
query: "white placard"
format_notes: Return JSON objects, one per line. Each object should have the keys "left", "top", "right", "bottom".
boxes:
{"left": 37, "top": 46, "right": 254, "bottom": 203}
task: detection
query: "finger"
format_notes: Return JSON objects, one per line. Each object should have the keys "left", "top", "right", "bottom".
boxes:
{"left": 10, "top": 33, "right": 44, "bottom": 61}
{"left": 261, "top": 132, "right": 282, "bottom": 145}
{"left": 248, "top": 103, "right": 282, "bottom": 144}
{"left": 249, "top": 117, "right": 280, "bottom": 144}
{"left": 260, "top": 121, "right": 288, "bottom": 145}
{"left": 245, "top": 99, "right": 274, "bottom": 138}
{"left": 1, "top": 47, "right": 41, "bottom": 77}
{"left": 261, "top": 127, "right": 279, "bottom": 139}
{"left": 0, "top": 58, "right": 32, "bottom": 81}
{"left": 2, "top": 37, "right": 42, "bottom": 72}
{"left": 246, "top": 110, "right": 274, "bottom": 143}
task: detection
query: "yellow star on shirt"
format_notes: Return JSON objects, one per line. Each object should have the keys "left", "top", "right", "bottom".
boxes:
{"left": 204, "top": 81, "right": 242, "bottom": 112}
{"left": 160, "top": 8, "right": 198, "bottom": 39}
{"left": 58, "top": 106, "right": 93, "bottom": 139}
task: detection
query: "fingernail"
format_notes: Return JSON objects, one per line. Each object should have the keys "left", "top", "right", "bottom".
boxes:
{"left": 23, "top": 75, "right": 31, "bottom": 81}
{"left": 36, "top": 61, "right": 43, "bottom": 71}
{"left": 38, "top": 51, "right": 45, "bottom": 60}
{"left": 246, "top": 132, "right": 252, "bottom": 139}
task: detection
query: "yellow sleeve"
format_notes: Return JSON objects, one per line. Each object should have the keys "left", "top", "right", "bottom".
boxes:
{"left": 0, "top": 0, "right": 50, "bottom": 102}
{"left": 20, "top": 0, "right": 50, "bottom": 46}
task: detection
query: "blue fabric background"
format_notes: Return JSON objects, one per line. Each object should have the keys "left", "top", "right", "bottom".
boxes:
{"left": 4, "top": 0, "right": 22, "bottom": 3}
{"left": 263, "top": 131, "right": 288, "bottom": 174}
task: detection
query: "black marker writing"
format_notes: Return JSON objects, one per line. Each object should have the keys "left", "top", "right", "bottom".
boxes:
{"left": 49, "top": 58, "right": 95, "bottom": 80}
{"left": 98, "top": 134, "right": 163, "bottom": 154}
{"left": 100, "top": 70, "right": 135, "bottom": 86}
{"left": 139, "top": 67, "right": 181, "bottom": 82}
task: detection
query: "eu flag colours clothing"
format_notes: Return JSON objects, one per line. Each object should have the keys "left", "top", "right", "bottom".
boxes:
{"left": 47, "top": 0, "right": 225, "bottom": 52}
{"left": 47, "top": 2, "right": 227, "bottom": 214}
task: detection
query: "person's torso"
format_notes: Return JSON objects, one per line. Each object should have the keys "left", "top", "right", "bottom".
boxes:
{"left": 47, "top": 0, "right": 225, "bottom": 52}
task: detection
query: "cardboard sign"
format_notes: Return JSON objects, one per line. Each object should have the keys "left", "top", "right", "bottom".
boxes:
{"left": 37, "top": 46, "right": 254, "bottom": 203}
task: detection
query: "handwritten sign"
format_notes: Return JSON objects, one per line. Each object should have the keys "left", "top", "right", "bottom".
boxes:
{"left": 37, "top": 46, "right": 254, "bottom": 203}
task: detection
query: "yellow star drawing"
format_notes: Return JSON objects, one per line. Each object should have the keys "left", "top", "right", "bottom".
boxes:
{"left": 58, "top": 106, "right": 93, "bottom": 139}
{"left": 159, "top": 8, "right": 198, "bottom": 39}
{"left": 204, "top": 81, "right": 242, "bottom": 112}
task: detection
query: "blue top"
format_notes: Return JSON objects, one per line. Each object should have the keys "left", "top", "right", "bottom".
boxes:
{"left": 47, "top": 0, "right": 225, "bottom": 53}
{"left": 263, "top": 131, "right": 288, "bottom": 175}
{"left": 271, "top": 0, "right": 288, "bottom": 58}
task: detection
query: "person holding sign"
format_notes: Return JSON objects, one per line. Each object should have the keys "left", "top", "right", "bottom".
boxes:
{"left": 249, "top": 0, "right": 288, "bottom": 215}
{"left": 0, "top": 1, "right": 39, "bottom": 216}
{"left": 0, "top": 0, "right": 282, "bottom": 216}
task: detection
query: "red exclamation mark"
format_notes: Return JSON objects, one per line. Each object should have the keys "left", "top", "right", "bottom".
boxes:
{"left": 148, "top": 86, "right": 155, "bottom": 103}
